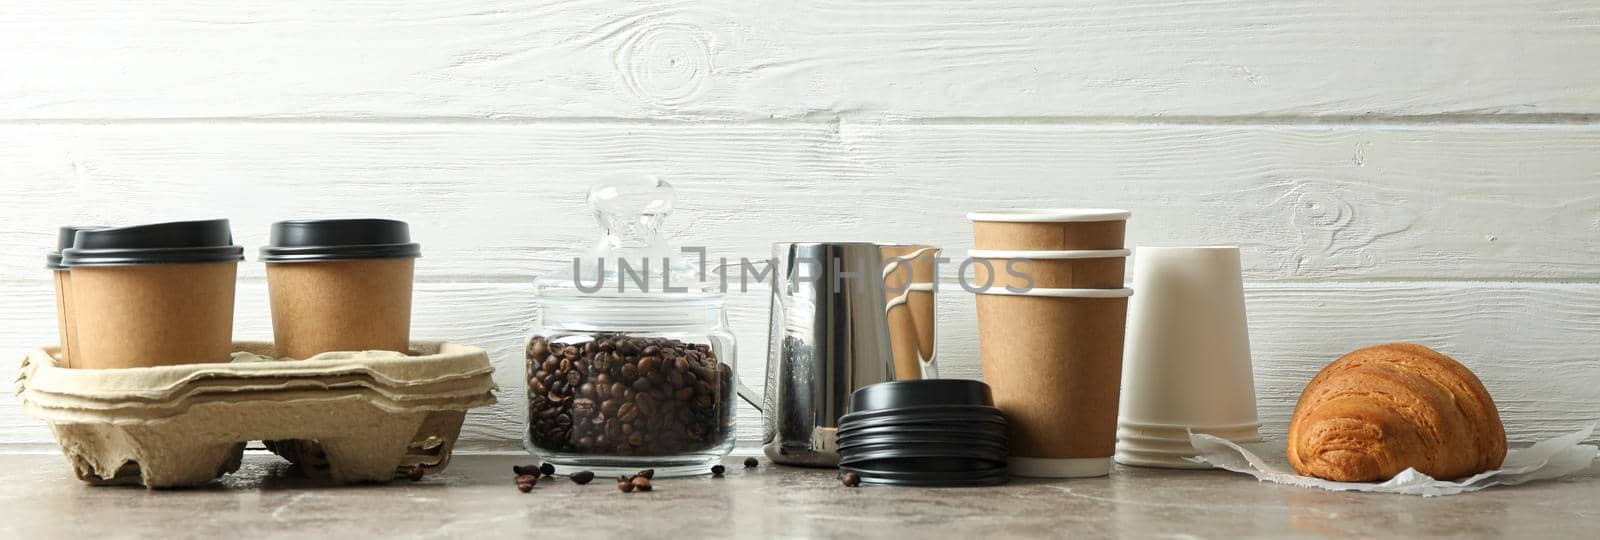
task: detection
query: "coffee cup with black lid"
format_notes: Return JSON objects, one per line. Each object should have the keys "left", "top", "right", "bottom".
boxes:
{"left": 63, "top": 219, "right": 243, "bottom": 369}
{"left": 260, "top": 219, "right": 421, "bottom": 359}
{"left": 48, "top": 225, "right": 103, "bottom": 367}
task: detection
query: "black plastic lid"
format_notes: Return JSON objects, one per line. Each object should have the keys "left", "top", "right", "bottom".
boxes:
{"left": 259, "top": 219, "right": 421, "bottom": 263}
{"left": 849, "top": 380, "right": 995, "bottom": 413}
{"left": 61, "top": 219, "right": 243, "bottom": 267}
{"left": 46, "top": 225, "right": 105, "bottom": 269}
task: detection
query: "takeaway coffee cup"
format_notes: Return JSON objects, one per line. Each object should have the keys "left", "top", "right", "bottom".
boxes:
{"left": 48, "top": 225, "right": 102, "bottom": 368}
{"left": 261, "top": 219, "right": 421, "bottom": 359}
{"left": 968, "top": 209, "right": 1130, "bottom": 251}
{"left": 968, "top": 208, "right": 1132, "bottom": 478}
{"left": 966, "top": 249, "right": 1130, "bottom": 290}
{"left": 63, "top": 220, "right": 244, "bottom": 369}
{"left": 974, "top": 288, "right": 1133, "bottom": 478}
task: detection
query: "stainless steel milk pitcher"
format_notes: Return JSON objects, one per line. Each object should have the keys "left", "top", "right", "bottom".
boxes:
{"left": 740, "top": 242, "right": 939, "bottom": 467}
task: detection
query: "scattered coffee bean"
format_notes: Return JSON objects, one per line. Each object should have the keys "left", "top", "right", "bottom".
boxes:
{"left": 539, "top": 463, "right": 556, "bottom": 477}
{"left": 617, "top": 477, "right": 635, "bottom": 493}
{"left": 527, "top": 334, "right": 733, "bottom": 457}
{"left": 512, "top": 464, "right": 539, "bottom": 476}
{"left": 405, "top": 465, "right": 425, "bottom": 482}
{"left": 570, "top": 470, "right": 595, "bottom": 485}
{"left": 516, "top": 474, "right": 539, "bottom": 492}
{"left": 744, "top": 457, "right": 759, "bottom": 468}
{"left": 710, "top": 464, "right": 726, "bottom": 476}
{"left": 630, "top": 475, "right": 653, "bottom": 492}
{"left": 842, "top": 472, "right": 861, "bottom": 487}
{"left": 638, "top": 469, "right": 655, "bottom": 480}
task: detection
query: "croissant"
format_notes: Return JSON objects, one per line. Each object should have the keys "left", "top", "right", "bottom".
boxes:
{"left": 1287, "top": 343, "right": 1506, "bottom": 482}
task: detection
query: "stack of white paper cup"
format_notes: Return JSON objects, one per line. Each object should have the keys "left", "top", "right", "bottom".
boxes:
{"left": 968, "top": 209, "right": 1133, "bottom": 479}
{"left": 1116, "top": 246, "right": 1261, "bottom": 469}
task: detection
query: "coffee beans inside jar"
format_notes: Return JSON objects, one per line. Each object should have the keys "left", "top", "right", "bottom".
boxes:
{"left": 526, "top": 334, "right": 733, "bottom": 457}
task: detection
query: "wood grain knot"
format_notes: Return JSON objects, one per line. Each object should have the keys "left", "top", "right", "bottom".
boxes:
{"left": 614, "top": 22, "right": 712, "bottom": 109}
{"left": 1289, "top": 184, "right": 1356, "bottom": 232}
{"left": 1268, "top": 180, "right": 1392, "bottom": 275}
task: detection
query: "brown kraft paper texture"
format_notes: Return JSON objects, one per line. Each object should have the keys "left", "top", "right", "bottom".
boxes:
{"left": 970, "top": 256, "right": 1125, "bottom": 290}
{"left": 972, "top": 220, "right": 1125, "bottom": 251}
{"left": 52, "top": 271, "right": 74, "bottom": 368}
{"left": 70, "top": 263, "right": 238, "bottom": 369}
{"left": 976, "top": 294, "right": 1128, "bottom": 459}
{"left": 268, "top": 258, "right": 415, "bottom": 360}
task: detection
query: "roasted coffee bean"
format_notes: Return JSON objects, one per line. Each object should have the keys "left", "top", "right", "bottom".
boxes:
{"left": 637, "top": 469, "right": 655, "bottom": 479}
{"left": 527, "top": 333, "right": 732, "bottom": 457}
{"left": 616, "top": 475, "right": 635, "bottom": 493}
{"left": 571, "top": 471, "right": 595, "bottom": 485}
{"left": 540, "top": 463, "right": 556, "bottom": 476}
{"left": 711, "top": 465, "right": 726, "bottom": 476}
{"left": 842, "top": 472, "right": 861, "bottom": 487}
{"left": 630, "top": 475, "right": 653, "bottom": 492}
{"left": 405, "top": 465, "right": 425, "bottom": 481}
{"left": 573, "top": 398, "right": 596, "bottom": 416}
{"left": 744, "top": 457, "right": 759, "bottom": 468}
{"left": 516, "top": 474, "right": 538, "bottom": 492}
{"left": 513, "top": 464, "right": 540, "bottom": 476}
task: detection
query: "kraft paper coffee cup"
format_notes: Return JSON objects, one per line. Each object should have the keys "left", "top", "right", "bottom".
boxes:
{"left": 974, "top": 287, "right": 1133, "bottom": 478}
{"left": 966, "top": 249, "right": 1129, "bottom": 290}
{"left": 968, "top": 209, "right": 1130, "bottom": 251}
{"left": 63, "top": 220, "right": 244, "bottom": 369}
{"left": 261, "top": 219, "right": 421, "bottom": 360}
{"left": 48, "top": 226, "right": 103, "bottom": 368}
{"left": 881, "top": 245, "right": 940, "bottom": 380}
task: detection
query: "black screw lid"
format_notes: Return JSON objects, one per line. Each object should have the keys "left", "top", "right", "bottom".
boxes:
{"left": 47, "top": 225, "right": 105, "bottom": 270}
{"left": 849, "top": 379, "right": 996, "bottom": 413}
{"left": 61, "top": 219, "right": 243, "bottom": 267}
{"left": 259, "top": 219, "right": 421, "bottom": 263}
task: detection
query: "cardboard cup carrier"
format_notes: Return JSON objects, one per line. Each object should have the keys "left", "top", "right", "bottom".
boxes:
{"left": 969, "top": 209, "right": 1132, "bottom": 478}
{"left": 17, "top": 342, "right": 496, "bottom": 488}
{"left": 261, "top": 219, "right": 420, "bottom": 359}
{"left": 63, "top": 220, "right": 243, "bottom": 369}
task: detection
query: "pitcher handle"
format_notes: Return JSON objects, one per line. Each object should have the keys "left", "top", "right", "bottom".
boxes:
{"left": 736, "top": 378, "right": 763, "bottom": 413}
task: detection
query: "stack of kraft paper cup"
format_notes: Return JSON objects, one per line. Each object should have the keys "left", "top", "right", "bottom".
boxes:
{"left": 967, "top": 209, "right": 1133, "bottom": 478}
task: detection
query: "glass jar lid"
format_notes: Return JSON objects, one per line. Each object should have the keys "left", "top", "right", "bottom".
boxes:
{"left": 536, "top": 176, "right": 723, "bottom": 324}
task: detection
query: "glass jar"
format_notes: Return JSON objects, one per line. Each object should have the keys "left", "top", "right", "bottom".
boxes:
{"left": 523, "top": 176, "right": 738, "bottom": 477}
{"left": 524, "top": 294, "right": 736, "bottom": 476}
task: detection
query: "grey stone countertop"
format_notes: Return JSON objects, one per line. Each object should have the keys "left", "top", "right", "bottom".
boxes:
{"left": 2, "top": 453, "right": 1596, "bottom": 539}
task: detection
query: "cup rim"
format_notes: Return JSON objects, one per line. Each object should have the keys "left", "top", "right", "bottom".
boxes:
{"left": 1134, "top": 245, "right": 1240, "bottom": 251}
{"left": 968, "top": 248, "right": 1131, "bottom": 260}
{"left": 1117, "top": 419, "right": 1262, "bottom": 431}
{"left": 967, "top": 208, "right": 1131, "bottom": 223}
{"left": 971, "top": 287, "right": 1133, "bottom": 298}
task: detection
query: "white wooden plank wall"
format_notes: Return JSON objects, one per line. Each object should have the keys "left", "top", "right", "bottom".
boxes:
{"left": 1, "top": 1, "right": 1597, "bottom": 452}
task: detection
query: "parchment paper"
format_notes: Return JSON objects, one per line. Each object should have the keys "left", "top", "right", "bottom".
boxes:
{"left": 1189, "top": 424, "right": 1598, "bottom": 497}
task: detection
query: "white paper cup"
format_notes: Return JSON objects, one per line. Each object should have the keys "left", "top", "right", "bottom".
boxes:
{"left": 1116, "top": 419, "right": 1263, "bottom": 439}
{"left": 1119, "top": 246, "right": 1257, "bottom": 426}
{"left": 1116, "top": 246, "right": 1258, "bottom": 468}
